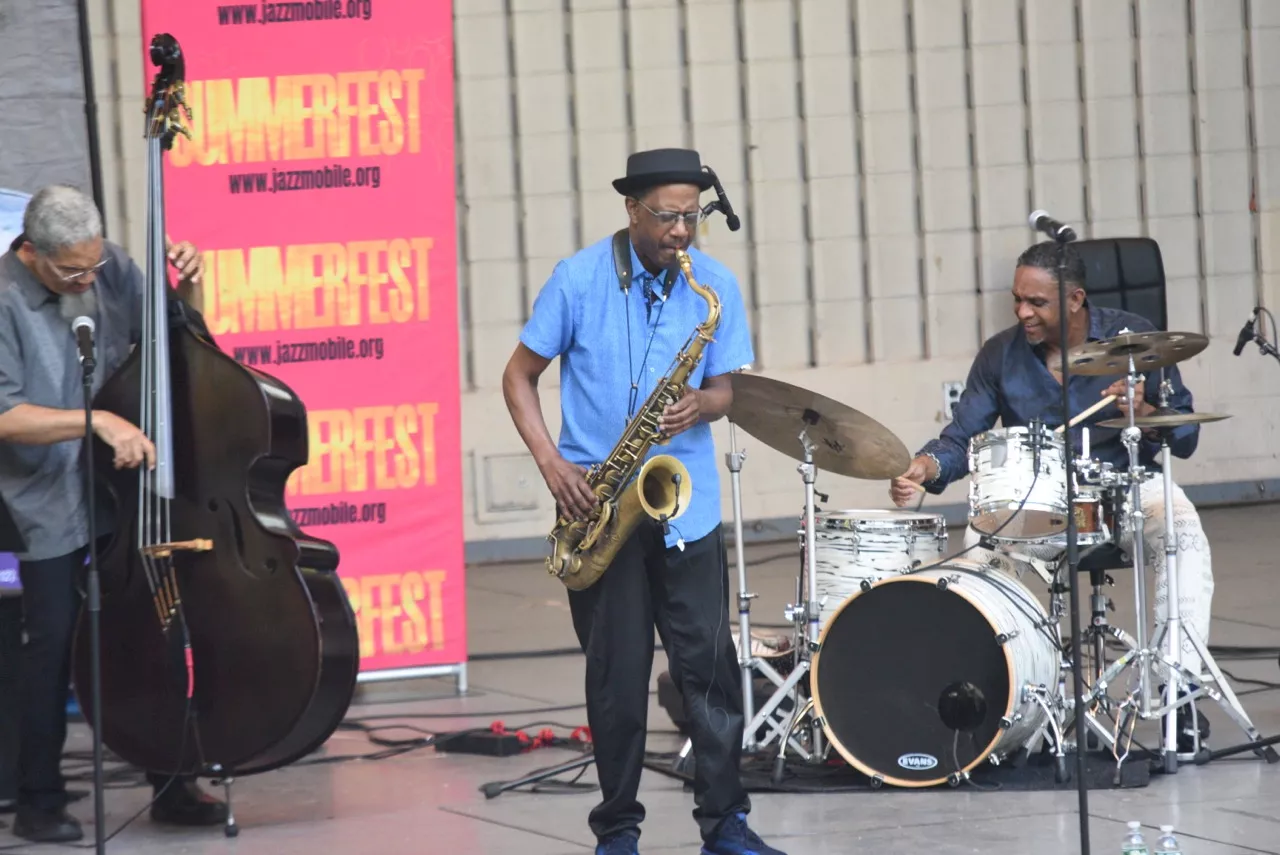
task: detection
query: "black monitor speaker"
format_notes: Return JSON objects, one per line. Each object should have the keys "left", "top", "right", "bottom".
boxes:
{"left": 1073, "top": 237, "right": 1168, "bottom": 332}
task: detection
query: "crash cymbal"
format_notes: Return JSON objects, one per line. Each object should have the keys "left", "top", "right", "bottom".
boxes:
{"left": 1096, "top": 412, "right": 1232, "bottom": 429}
{"left": 1065, "top": 330, "right": 1209, "bottom": 376}
{"left": 728, "top": 374, "right": 910, "bottom": 480}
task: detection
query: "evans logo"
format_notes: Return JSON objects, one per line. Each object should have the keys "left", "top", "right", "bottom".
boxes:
{"left": 897, "top": 753, "right": 939, "bottom": 771}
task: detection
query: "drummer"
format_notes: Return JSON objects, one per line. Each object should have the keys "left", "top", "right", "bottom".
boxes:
{"left": 889, "top": 239, "right": 1213, "bottom": 753}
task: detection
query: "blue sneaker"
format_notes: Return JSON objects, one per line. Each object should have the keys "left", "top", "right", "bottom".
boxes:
{"left": 701, "top": 813, "right": 787, "bottom": 855}
{"left": 596, "top": 831, "right": 639, "bottom": 855}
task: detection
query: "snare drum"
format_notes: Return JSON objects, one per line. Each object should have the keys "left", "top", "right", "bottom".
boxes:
{"left": 811, "top": 558, "right": 1061, "bottom": 787}
{"left": 1066, "top": 484, "right": 1116, "bottom": 546}
{"left": 811, "top": 510, "right": 947, "bottom": 626}
{"left": 968, "top": 426, "right": 1069, "bottom": 542}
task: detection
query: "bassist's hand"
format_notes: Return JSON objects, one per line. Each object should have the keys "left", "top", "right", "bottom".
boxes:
{"left": 92, "top": 412, "right": 156, "bottom": 470}
{"left": 539, "top": 455, "right": 597, "bottom": 522}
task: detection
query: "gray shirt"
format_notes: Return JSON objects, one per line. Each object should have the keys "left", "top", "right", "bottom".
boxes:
{"left": 0, "top": 241, "right": 142, "bottom": 560}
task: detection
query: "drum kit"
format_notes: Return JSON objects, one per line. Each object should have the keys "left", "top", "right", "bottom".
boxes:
{"left": 710, "top": 327, "right": 1275, "bottom": 789}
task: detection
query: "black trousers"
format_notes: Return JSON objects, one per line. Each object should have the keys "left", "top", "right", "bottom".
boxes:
{"left": 0, "top": 594, "right": 20, "bottom": 804}
{"left": 567, "top": 522, "right": 749, "bottom": 843}
{"left": 16, "top": 547, "right": 86, "bottom": 810}
{"left": 6, "top": 545, "right": 189, "bottom": 811}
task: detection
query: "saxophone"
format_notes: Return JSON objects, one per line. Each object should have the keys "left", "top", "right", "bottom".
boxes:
{"left": 546, "top": 248, "right": 721, "bottom": 591}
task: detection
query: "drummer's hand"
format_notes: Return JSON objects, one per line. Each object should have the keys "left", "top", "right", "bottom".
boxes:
{"left": 538, "top": 453, "right": 597, "bottom": 522}
{"left": 658, "top": 387, "right": 701, "bottom": 437}
{"left": 890, "top": 455, "right": 936, "bottom": 507}
{"left": 1102, "top": 379, "right": 1156, "bottom": 419}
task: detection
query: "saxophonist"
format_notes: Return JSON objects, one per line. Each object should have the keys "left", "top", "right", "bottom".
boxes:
{"left": 502, "top": 149, "right": 784, "bottom": 855}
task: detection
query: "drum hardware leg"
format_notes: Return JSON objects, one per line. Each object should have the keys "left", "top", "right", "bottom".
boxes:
{"left": 724, "top": 423, "right": 762, "bottom": 752}
{"left": 1109, "top": 700, "right": 1138, "bottom": 785}
{"left": 1026, "top": 687, "right": 1069, "bottom": 782}
{"left": 1151, "top": 390, "right": 1182, "bottom": 775}
{"left": 1117, "top": 362, "right": 1154, "bottom": 725}
{"left": 672, "top": 737, "right": 695, "bottom": 775}
{"left": 1152, "top": 622, "right": 1277, "bottom": 765}
{"left": 209, "top": 764, "right": 238, "bottom": 839}
{"left": 743, "top": 662, "right": 812, "bottom": 758}
{"left": 794, "top": 421, "right": 825, "bottom": 763}
{"left": 771, "top": 698, "right": 816, "bottom": 785}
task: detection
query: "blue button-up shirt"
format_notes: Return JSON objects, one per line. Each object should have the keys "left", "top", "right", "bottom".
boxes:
{"left": 920, "top": 303, "right": 1199, "bottom": 492}
{"left": 520, "top": 235, "right": 755, "bottom": 548}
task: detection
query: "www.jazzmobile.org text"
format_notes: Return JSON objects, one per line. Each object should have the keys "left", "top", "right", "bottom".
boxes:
{"left": 229, "top": 164, "right": 382, "bottom": 196}
{"left": 218, "top": 0, "right": 373, "bottom": 26}
{"left": 233, "top": 336, "right": 385, "bottom": 367}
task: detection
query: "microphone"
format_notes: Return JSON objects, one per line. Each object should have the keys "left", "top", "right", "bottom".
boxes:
{"left": 1029, "top": 210, "right": 1077, "bottom": 243}
{"left": 1233, "top": 309, "right": 1259, "bottom": 357}
{"left": 938, "top": 681, "right": 987, "bottom": 733}
{"left": 72, "top": 316, "right": 96, "bottom": 366}
{"left": 702, "top": 166, "right": 741, "bottom": 231}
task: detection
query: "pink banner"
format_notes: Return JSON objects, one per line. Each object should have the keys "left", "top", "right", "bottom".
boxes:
{"left": 137, "top": 0, "right": 465, "bottom": 674}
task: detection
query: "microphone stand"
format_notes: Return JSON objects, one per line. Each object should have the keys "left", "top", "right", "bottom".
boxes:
{"left": 80, "top": 347, "right": 106, "bottom": 855}
{"left": 1052, "top": 232, "right": 1091, "bottom": 855}
{"left": 1249, "top": 332, "right": 1280, "bottom": 365}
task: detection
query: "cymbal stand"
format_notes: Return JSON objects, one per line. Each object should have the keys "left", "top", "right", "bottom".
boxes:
{"left": 744, "top": 415, "right": 826, "bottom": 778}
{"left": 1142, "top": 371, "right": 1274, "bottom": 771}
{"left": 725, "top": 423, "right": 789, "bottom": 753}
{"left": 1063, "top": 364, "right": 1275, "bottom": 770}
{"left": 1059, "top": 356, "right": 1163, "bottom": 751}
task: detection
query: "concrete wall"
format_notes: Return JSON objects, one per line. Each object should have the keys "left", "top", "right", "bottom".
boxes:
{"left": 81, "top": 1, "right": 1280, "bottom": 561}
{"left": 0, "top": 0, "right": 93, "bottom": 196}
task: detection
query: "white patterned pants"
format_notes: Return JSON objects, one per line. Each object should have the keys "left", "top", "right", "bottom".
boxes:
{"left": 963, "top": 476, "right": 1214, "bottom": 677}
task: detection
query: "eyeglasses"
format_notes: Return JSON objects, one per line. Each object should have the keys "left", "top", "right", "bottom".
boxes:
{"left": 633, "top": 198, "right": 704, "bottom": 231}
{"left": 46, "top": 257, "right": 107, "bottom": 282}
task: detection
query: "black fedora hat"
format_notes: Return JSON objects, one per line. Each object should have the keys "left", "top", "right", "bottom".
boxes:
{"left": 612, "top": 148, "right": 715, "bottom": 197}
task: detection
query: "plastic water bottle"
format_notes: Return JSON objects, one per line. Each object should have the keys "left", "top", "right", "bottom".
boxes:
{"left": 1153, "top": 826, "right": 1181, "bottom": 854}
{"left": 1122, "top": 821, "right": 1149, "bottom": 855}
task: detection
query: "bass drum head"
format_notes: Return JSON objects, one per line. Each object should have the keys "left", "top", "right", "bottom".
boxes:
{"left": 811, "top": 571, "right": 1017, "bottom": 787}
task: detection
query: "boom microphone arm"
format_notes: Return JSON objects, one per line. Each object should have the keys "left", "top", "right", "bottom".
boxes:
{"left": 700, "top": 166, "right": 741, "bottom": 231}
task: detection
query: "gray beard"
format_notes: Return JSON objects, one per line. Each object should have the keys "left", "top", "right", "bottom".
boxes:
{"left": 58, "top": 287, "right": 98, "bottom": 325}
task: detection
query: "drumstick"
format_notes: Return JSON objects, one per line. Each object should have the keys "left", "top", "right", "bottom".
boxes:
{"left": 1055, "top": 394, "right": 1117, "bottom": 433}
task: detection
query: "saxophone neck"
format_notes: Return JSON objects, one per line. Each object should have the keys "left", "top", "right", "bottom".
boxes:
{"left": 675, "top": 248, "right": 722, "bottom": 333}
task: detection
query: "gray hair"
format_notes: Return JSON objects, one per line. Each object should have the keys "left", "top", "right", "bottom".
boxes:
{"left": 22, "top": 185, "right": 103, "bottom": 255}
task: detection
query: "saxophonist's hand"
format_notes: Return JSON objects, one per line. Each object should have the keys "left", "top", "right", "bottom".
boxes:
{"left": 659, "top": 388, "right": 702, "bottom": 437}
{"left": 540, "top": 454, "right": 598, "bottom": 522}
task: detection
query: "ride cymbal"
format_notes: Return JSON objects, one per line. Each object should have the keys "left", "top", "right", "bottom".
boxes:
{"left": 1096, "top": 412, "right": 1231, "bottom": 429}
{"left": 728, "top": 374, "right": 910, "bottom": 480}
{"left": 1065, "top": 330, "right": 1209, "bottom": 376}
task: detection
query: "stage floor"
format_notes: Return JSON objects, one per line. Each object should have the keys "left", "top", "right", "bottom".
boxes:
{"left": 3, "top": 503, "right": 1280, "bottom": 854}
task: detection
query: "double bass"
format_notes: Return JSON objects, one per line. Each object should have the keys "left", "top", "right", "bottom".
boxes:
{"left": 70, "top": 35, "right": 359, "bottom": 788}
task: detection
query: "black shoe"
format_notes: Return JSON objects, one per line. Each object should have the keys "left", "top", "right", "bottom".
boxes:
{"left": 1177, "top": 702, "right": 1210, "bottom": 753}
{"left": 150, "top": 779, "right": 228, "bottom": 827}
{"left": 13, "top": 805, "right": 83, "bottom": 843}
{"left": 1159, "top": 684, "right": 1211, "bottom": 752}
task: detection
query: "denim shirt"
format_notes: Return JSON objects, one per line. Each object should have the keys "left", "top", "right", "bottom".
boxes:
{"left": 919, "top": 304, "right": 1199, "bottom": 493}
{"left": 519, "top": 235, "right": 755, "bottom": 548}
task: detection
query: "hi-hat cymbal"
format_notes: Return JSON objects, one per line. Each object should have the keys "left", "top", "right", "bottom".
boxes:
{"left": 1065, "top": 330, "right": 1209, "bottom": 376}
{"left": 1096, "top": 412, "right": 1232, "bottom": 429}
{"left": 728, "top": 374, "right": 910, "bottom": 480}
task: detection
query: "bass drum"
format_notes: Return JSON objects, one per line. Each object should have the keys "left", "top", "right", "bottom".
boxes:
{"left": 810, "top": 559, "right": 1060, "bottom": 787}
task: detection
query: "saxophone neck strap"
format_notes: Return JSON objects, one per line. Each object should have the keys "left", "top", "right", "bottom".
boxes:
{"left": 612, "top": 228, "right": 676, "bottom": 298}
